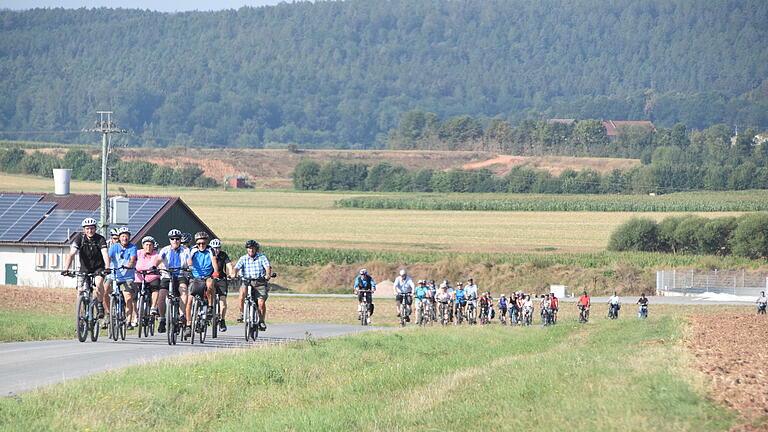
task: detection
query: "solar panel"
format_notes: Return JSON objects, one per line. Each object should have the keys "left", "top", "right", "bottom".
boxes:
{"left": 24, "top": 210, "right": 98, "bottom": 243}
{"left": 0, "top": 201, "right": 56, "bottom": 241}
{"left": 124, "top": 198, "right": 168, "bottom": 238}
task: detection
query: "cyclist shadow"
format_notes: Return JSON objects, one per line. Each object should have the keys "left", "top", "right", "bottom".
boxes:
{"left": 116, "top": 332, "right": 299, "bottom": 349}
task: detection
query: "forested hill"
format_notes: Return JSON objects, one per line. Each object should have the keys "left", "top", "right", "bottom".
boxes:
{"left": 1, "top": 0, "right": 767, "bottom": 148}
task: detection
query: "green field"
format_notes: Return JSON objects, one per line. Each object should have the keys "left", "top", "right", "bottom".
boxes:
{"left": 0, "top": 315, "right": 738, "bottom": 431}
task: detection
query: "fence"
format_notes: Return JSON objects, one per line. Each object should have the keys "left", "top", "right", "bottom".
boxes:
{"left": 656, "top": 270, "right": 768, "bottom": 297}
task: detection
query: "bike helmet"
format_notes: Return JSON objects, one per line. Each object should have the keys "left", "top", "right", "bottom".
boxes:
{"left": 457, "top": 282, "right": 464, "bottom": 287}
{"left": 109, "top": 227, "right": 120, "bottom": 236}
{"left": 399, "top": 269, "right": 407, "bottom": 276}
{"left": 245, "top": 240, "right": 260, "bottom": 250}
{"left": 81, "top": 217, "right": 97, "bottom": 227}
{"left": 153, "top": 240, "right": 159, "bottom": 249}
{"left": 167, "top": 229, "right": 182, "bottom": 238}
{"left": 194, "top": 231, "right": 209, "bottom": 241}
{"left": 210, "top": 239, "right": 222, "bottom": 248}
{"left": 418, "top": 280, "right": 425, "bottom": 284}
{"left": 467, "top": 277, "right": 474, "bottom": 281}
{"left": 359, "top": 268, "right": 367, "bottom": 275}
{"left": 142, "top": 236, "right": 155, "bottom": 244}
{"left": 501, "top": 294, "right": 506, "bottom": 297}
{"left": 181, "top": 233, "right": 192, "bottom": 244}
{"left": 117, "top": 226, "right": 131, "bottom": 236}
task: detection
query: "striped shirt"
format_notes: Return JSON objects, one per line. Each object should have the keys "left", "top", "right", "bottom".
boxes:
{"left": 158, "top": 245, "right": 190, "bottom": 277}
{"left": 235, "top": 253, "right": 271, "bottom": 279}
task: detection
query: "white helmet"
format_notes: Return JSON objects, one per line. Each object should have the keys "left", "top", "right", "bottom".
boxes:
{"left": 167, "top": 229, "right": 182, "bottom": 238}
{"left": 359, "top": 269, "right": 367, "bottom": 275}
{"left": 210, "top": 239, "right": 222, "bottom": 248}
{"left": 117, "top": 226, "right": 131, "bottom": 236}
{"left": 141, "top": 236, "right": 155, "bottom": 245}
{"left": 81, "top": 217, "right": 97, "bottom": 227}
{"left": 399, "top": 269, "right": 407, "bottom": 276}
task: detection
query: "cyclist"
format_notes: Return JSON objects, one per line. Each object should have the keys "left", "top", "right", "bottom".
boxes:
{"left": 135, "top": 236, "right": 162, "bottom": 330}
{"left": 155, "top": 229, "right": 190, "bottom": 327}
{"left": 637, "top": 293, "right": 649, "bottom": 318}
{"left": 440, "top": 280, "right": 454, "bottom": 322}
{"left": 479, "top": 291, "right": 494, "bottom": 324}
{"left": 414, "top": 280, "right": 430, "bottom": 321}
{"left": 179, "top": 232, "right": 193, "bottom": 287}
{"left": 550, "top": 292, "right": 559, "bottom": 323}
{"left": 427, "top": 279, "right": 438, "bottom": 316}
{"left": 210, "top": 238, "right": 233, "bottom": 332}
{"left": 608, "top": 291, "right": 620, "bottom": 319}
{"left": 436, "top": 285, "right": 451, "bottom": 321}
{"left": 578, "top": 291, "right": 591, "bottom": 322}
{"left": 101, "top": 227, "right": 122, "bottom": 329}
{"left": 106, "top": 226, "right": 137, "bottom": 328}
{"left": 523, "top": 294, "right": 534, "bottom": 324}
{"left": 756, "top": 291, "right": 767, "bottom": 314}
{"left": 453, "top": 282, "right": 467, "bottom": 324}
{"left": 232, "top": 240, "right": 272, "bottom": 331}
{"left": 62, "top": 217, "right": 111, "bottom": 319}
{"left": 353, "top": 269, "right": 376, "bottom": 324}
{"left": 185, "top": 232, "right": 220, "bottom": 334}
{"left": 540, "top": 294, "right": 552, "bottom": 324}
{"left": 392, "top": 269, "right": 414, "bottom": 322}
{"left": 498, "top": 294, "right": 508, "bottom": 323}
{"left": 465, "top": 277, "right": 479, "bottom": 313}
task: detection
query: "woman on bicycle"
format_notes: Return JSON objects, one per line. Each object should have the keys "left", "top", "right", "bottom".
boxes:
{"left": 498, "top": 294, "right": 508, "bottom": 323}
{"left": 135, "top": 236, "right": 162, "bottom": 330}
{"left": 414, "top": 280, "right": 430, "bottom": 322}
{"left": 108, "top": 227, "right": 137, "bottom": 328}
{"left": 453, "top": 282, "right": 467, "bottom": 324}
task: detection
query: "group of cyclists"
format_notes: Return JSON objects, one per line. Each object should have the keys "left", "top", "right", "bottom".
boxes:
{"left": 62, "top": 217, "right": 272, "bottom": 341}
{"left": 354, "top": 268, "right": 657, "bottom": 325}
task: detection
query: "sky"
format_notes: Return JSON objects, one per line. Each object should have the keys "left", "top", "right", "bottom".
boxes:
{"left": 0, "top": 0, "right": 289, "bottom": 12}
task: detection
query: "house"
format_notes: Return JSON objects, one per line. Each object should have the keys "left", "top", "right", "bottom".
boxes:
{"left": 601, "top": 120, "right": 656, "bottom": 137}
{"left": 0, "top": 188, "right": 217, "bottom": 288}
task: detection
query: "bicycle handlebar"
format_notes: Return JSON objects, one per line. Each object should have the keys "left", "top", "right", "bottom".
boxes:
{"left": 61, "top": 269, "right": 110, "bottom": 277}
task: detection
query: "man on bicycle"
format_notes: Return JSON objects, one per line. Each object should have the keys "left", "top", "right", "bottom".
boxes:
{"left": 414, "top": 280, "right": 430, "bottom": 321}
{"left": 479, "top": 291, "right": 494, "bottom": 323}
{"left": 578, "top": 291, "right": 591, "bottom": 321}
{"left": 101, "top": 227, "right": 122, "bottom": 327}
{"left": 185, "top": 232, "right": 220, "bottom": 333}
{"left": 392, "top": 269, "right": 414, "bottom": 322}
{"left": 498, "top": 294, "right": 508, "bottom": 323}
{"left": 550, "top": 292, "right": 559, "bottom": 323}
{"left": 62, "top": 217, "right": 111, "bottom": 319}
{"left": 453, "top": 282, "right": 467, "bottom": 323}
{"left": 465, "top": 277, "right": 479, "bottom": 312}
{"left": 637, "top": 293, "right": 649, "bottom": 318}
{"left": 757, "top": 291, "right": 767, "bottom": 314}
{"left": 608, "top": 291, "right": 620, "bottom": 318}
{"left": 232, "top": 240, "right": 271, "bottom": 331}
{"left": 155, "top": 229, "right": 190, "bottom": 328}
{"left": 210, "top": 238, "right": 233, "bottom": 332}
{"left": 354, "top": 269, "right": 376, "bottom": 324}
{"left": 107, "top": 227, "right": 137, "bottom": 328}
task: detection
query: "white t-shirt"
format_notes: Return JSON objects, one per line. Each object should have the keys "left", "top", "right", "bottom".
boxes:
{"left": 393, "top": 276, "right": 415, "bottom": 294}
{"left": 609, "top": 295, "right": 620, "bottom": 305}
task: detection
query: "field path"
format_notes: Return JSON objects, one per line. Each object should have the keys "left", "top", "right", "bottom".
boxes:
{"left": 0, "top": 323, "right": 382, "bottom": 396}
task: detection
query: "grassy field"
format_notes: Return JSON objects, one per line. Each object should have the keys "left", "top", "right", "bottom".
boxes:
{"left": 0, "top": 314, "right": 740, "bottom": 431}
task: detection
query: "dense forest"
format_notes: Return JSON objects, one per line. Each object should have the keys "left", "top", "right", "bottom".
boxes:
{"left": 1, "top": 0, "right": 767, "bottom": 148}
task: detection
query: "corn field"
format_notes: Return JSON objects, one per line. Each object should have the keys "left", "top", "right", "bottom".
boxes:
{"left": 336, "top": 191, "right": 768, "bottom": 212}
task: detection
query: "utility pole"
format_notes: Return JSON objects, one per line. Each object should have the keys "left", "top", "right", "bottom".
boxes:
{"left": 83, "top": 111, "right": 128, "bottom": 237}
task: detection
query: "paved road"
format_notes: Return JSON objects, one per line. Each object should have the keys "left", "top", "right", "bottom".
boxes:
{"left": 0, "top": 323, "right": 382, "bottom": 397}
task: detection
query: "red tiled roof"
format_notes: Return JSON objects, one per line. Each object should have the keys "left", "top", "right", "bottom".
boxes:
{"left": 602, "top": 120, "right": 655, "bottom": 136}
{"left": 40, "top": 193, "right": 100, "bottom": 210}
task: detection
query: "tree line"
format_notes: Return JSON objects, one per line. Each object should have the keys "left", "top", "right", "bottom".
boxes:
{"left": 0, "top": 148, "right": 218, "bottom": 188}
{"left": 608, "top": 214, "right": 768, "bottom": 259}
{"left": 1, "top": 0, "right": 766, "bottom": 148}
{"left": 295, "top": 120, "right": 768, "bottom": 194}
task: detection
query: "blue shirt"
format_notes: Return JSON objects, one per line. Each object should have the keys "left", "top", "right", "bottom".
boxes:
{"left": 415, "top": 286, "right": 429, "bottom": 299}
{"left": 108, "top": 243, "right": 137, "bottom": 283}
{"left": 159, "top": 245, "right": 189, "bottom": 277}
{"left": 189, "top": 247, "right": 214, "bottom": 278}
{"left": 454, "top": 288, "right": 466, "bottom": 303}
{"left": 354, "top": 275, "right": 376, "bottom": 290}
{"left": 234, "top": 253, "right": 271, "bottom": 279}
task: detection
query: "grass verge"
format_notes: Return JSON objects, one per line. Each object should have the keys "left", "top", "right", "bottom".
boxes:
{"left": 0, "top": 316, "right": 736, "bottom": 431}
{"left": 0, "top": 308, "right": 73, "bottom": 342}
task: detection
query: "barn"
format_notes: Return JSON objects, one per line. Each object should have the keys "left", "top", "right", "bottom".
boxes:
{"left": 0, "top": 192, "right": 217, "bottom": 288}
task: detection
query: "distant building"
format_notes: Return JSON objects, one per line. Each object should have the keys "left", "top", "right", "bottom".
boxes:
{"left": 602, "top": 120, "right": 656, "bottom": 137}
{"left": 228, "top": 177, "right": 246, "bottom": 188}
{"left": 0, "top": 190, "right": 216, "bottom": 288}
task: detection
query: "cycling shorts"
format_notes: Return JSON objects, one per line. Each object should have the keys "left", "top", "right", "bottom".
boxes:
{"left": 455, "top": 300, "right": 467, "bottom": 307}
{"left": 396, "top": 294, "right": 412, "bottom": 305}
{"left": 357, "top": 291, "right": 373, "bottom": 303}
{"left": 215, "top": 278, "right": 228, "bottom": 296}
{"left": 132, "top": 278, "right": 160, "bottom": 295}
{"left": 189, "top": 277, "right": 211, "bottom": 297}
{"left": 161, "top": 276, "right": 189, "bottom": 296}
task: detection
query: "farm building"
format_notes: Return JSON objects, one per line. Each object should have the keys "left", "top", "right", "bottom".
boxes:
{"left": 0, "top": 191, "right": 216, "bottom": 288}
{"left": 601, "top": 120, "right": 656, "bottom": 137}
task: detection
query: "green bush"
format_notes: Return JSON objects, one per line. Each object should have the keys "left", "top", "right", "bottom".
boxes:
{"left": 607, "top": 218, "right": 658, "bottom": 252}
{"left": 292, "top": 159, "right": 321, "bottom": 190}
{"left": 696, "top": 217, "right": 737, "bottom": 255}
{"left": 732, "top": 213, "right": 768, "bottom": 259}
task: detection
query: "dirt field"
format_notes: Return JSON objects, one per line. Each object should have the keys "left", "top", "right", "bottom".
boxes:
{"left": 686, "top": 314, "right": 768, "bottom": 430}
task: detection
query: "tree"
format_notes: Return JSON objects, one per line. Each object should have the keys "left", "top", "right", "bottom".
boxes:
{"left": 696, "top": 217, "right": 737, "bottom": 255}
{"left": 151, "top": 166, "right": 175, "bottom": 186}
{"left": 292, "top": 159, "right": 321, "bottom": 190}
{"left": 732, "top": 213, "right": 768, "bottom": 259}
{"left": 607, "top": 218, "right": 658, "bottom": 252}
{"left": 0, "top": 148, "right": 25, "bottom": 173}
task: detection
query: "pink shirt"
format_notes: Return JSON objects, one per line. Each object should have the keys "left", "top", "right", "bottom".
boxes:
{"left": 135, "top": 250, "right": 160, "bottom": 283}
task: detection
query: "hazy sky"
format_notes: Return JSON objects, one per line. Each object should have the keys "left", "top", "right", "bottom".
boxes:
{"left": 0, "top": 0, "right": 289, "bottom": 12}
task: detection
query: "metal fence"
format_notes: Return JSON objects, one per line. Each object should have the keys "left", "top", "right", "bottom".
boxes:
{"left": 656, "top": 270, "right": 768, "bottom": 296}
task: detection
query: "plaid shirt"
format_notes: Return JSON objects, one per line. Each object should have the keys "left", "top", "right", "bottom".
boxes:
{"left": 235, "top": 253, "right": 270, "bottom": 279}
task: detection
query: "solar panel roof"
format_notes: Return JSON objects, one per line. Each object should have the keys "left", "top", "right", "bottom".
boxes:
{"left": 23, "top": 209, "right": 98, "bottom": 243}
{"left": 0, "top": 201, "right": 56, "bottom": 241}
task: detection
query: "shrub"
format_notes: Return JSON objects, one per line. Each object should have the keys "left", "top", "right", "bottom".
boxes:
{"left": 732, "top": 213, "right": 768, "bottom": 259}
{"left": 607, "top": 218, "right": 658, "bottom": 252}
{"left": 292, "top": 159, "right": 321, "bottom": 190}
{"left": 696, "top": 216, "right": 737, "bottom": 255}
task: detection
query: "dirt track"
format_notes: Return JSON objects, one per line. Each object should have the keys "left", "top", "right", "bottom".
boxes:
{"left": 686, "top": 314, "right": 768, "bottom": 430}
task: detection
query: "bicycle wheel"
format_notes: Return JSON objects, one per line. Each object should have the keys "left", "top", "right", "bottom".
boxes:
{"left": 212, "top": 297, "right": 219, "bottom": 339}
{"left": 110, "top": 297, "right": 118, "bottom": 341}
{"left": 244, "top": 302, "right": 251, "bottom": 341}
{"left": 250, "top": 303, "right": 260, "bottom": 340}
{"left": 166, "top": 300, "right": 176, "bottom": 345}
{"left": 190, "top": 301, "right": 198, "bottom": 345}
{"left": 198, "top": 301, "right": 208, "bottom": 344}
{"left": 360, "top": 302, "right": 368, "bottom": 326}
{"left": 89, "top": 302, "right": 100, "bottom": 342}
{"left": 75, "top": 295, "right": 88, "bottom": 342}
{"left": 137, "top": 297, "right": 145, "bottom": 339}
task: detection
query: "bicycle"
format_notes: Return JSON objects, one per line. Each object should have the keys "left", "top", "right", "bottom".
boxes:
{"left": 399, "top": 293, "right": 412, "bottom": 327}
{"left": 638, "top": 304, "right": 648, "bottom": 319}
{"left": 211, "top": 275, "right": 230, "bottom": 339}
{"left": 135, "top": 269, "right": 160, "bottom": 338}
{"left": 455, "top": 302, "right": 466, "bottom": 325}
{"left": 415, "top": 297, "right": 430, "bottom": 326}
{"left": 107, "top": 276, "right": 127, "bottom": 341}
{"left": 438, "top": 301, "right": 450, "bottom": 325}
{"left": 242, "top": 274, "right": 276, "bottom": 341}
{"left": 757, "top": 303, "right": 767, "bottom": 315}
{"left": 523, "top": 305, "right": 533, "bottom": 327}
{"left": 64, "top": 270, "right": 106, "bottom": 342}
{"left": 608, "top": 303, "right": 620, "bottom": 320}
{"left": 579, "top": 306, "right": 590, "bottom": 323}
{"left": 480, "top": 305, "right": 492, "bottom": 325}
{"left": 541, "top": 307, "right": 553, "bottom": 326}
{"left": 498, "top": 307, "right": 507, "bottom": 325}
{"left": 189, "top": 284, "right": 210, "bottom": 345}
{"left": 466, "top": 301, "right": 477, "bottom": 325}
{"left": 357, "top": 289, "right": 372, "bottom": 326}
{"left": 160, "top": 268, "right": 184, "bottom": 345}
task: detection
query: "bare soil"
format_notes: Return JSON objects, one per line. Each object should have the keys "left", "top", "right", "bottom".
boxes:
{"left": 686, "top": 314, "right": 768, "bottom": 430}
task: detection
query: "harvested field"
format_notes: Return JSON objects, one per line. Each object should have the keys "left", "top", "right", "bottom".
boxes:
{"left": 461, "top": 155, "right": 640, "bottom": 176}
{"left": 686, "top": 314, "right": 768, "bottom": 430}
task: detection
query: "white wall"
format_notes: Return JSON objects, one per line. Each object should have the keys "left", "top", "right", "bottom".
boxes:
{"left": 0, "top": 245, "right": 73, "bottom": 288}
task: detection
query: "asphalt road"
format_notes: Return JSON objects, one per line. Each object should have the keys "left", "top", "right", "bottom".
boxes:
{"left": 0, "top": 322, "right": 382, "bottom": 397}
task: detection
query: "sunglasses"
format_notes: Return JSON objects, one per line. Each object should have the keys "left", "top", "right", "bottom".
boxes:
{"left": 170, "top": 237, "right": 181, "bottom": 241}
{"left": 196, "top": 242, "right": 206, "bottom": 245}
